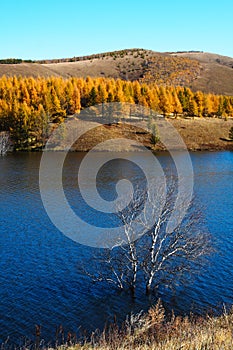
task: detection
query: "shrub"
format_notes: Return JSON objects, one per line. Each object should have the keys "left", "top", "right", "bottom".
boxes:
{"left": 229, "top": 126, "right": 233, "bottom": 140}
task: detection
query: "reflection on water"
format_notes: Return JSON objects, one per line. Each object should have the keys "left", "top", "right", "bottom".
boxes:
{"left": 0, "top": 151, "right": 233, "bottom": 344}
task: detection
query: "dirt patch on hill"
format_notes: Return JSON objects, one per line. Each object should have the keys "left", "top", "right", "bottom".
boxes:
{"left": 59, "top": 118, "right": 233, "bottom": 152}
{"left": 170, "top": 118, "right": 233, "bottom": 151}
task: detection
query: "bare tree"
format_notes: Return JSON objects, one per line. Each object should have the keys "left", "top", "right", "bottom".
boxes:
{"left": 85, "top": 179, "right": 212, "bottom": 296}
{"left": 141, "top": 187, "right": 211, "bottom": 294}
{"left": 0, "top": 132, "right": 11, "bottom": 156}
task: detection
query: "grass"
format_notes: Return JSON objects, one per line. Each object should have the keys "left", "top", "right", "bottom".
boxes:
{"left": 0, "top": 49, "right": 232, "bottom": 95}
{"left": 171, "top": 51, "right": 233, "bottom": 95}
{"left": 60, "top": 118, "right": 233, "bottom": 152}
{"left": 170, "top": 117, "right": 233, "bottom": 151}
{"left": 56, "top": 301, "right": 233, "bottom": 350}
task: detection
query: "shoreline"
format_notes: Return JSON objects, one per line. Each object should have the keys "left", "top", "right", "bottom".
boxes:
{"left": 5, "top": 118, "right": 233, "bottom": 153}
{"left": 48, "top": 117, "right": 233, "bottom": 153}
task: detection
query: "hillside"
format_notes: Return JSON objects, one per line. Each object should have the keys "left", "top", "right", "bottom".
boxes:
{"left": 0, "top": 62, "right": 61, "bottom": 78}
{"left": 63, "top": 118, "right": 233, "bottom": 152}
{"left": 0, "top": 49, "right": 233, "bottom": 95}
{"left": 1, "top": 74, "right": 233, "bottom": 152}
{"left": 171, "top": 51, "right": 233, "bottom": 95}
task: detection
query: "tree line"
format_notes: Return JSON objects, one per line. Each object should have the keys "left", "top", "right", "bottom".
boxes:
{"left": 0, "top": 75, "right": 233, "bottom": 149}
{"left": 0, "top": 58, "right": 34, "bottom": 64}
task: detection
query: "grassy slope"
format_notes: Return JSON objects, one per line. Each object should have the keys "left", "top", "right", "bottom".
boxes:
{"left": 170, "top": 118, "right": 233, "bottom": 151}
{"left": 59, "top": 302, "right": 233, "bottom": 349}
{"left": 171, "top": 52, "right": 233, "bottom": 95}
{"left": 63, "top": 118, "right": 233, "bottom": 152}
{"left": 1, "top": 50, "right": 233, "bottom": 151}
{"left": 0, "top": 63, "right": 61, "bottom": 78}
{"left": 0, "top": 49, "right": 233, "bottom": 95}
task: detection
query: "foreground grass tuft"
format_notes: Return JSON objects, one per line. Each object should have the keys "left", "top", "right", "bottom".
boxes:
{"left": 56, "top": 301, "right": 233, "bottom": 350}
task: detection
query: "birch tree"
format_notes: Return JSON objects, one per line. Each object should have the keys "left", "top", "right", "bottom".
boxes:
{"left": 86, "top": 180, "right": 212, "bottom": 296}
{"left": 0, "top": 131, "right": 11, "bottom": 155}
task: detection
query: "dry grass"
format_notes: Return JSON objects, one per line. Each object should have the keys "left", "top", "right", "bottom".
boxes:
{"left": 0, "top": 50, "right": 233, "bottom": 95}
{"left": 190, "top": 63, "right": 233, "bottom": 96}
{"left": 170, "top": 117, "right": 233, "bottom": 151}
{"left": 56, "top": 301, "right": 233, "bottom": 350}
{"left": 56, "top": 118, "right": 233, "bottom": 152}
{"left": 42, "top": 55, "right": 146, "bottom": 81}
{"left": 0, "top": 63, "right": 61, "bottom": 78}
{"left": 171, "top": 52, "right": 233, "bottom": 95}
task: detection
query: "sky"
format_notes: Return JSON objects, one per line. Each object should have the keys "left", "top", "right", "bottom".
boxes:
{"left": 1, "top": 0, "right": 233, "bottom": 60}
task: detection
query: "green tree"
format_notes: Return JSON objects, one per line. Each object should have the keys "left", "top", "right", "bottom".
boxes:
{"left": 188, "top": 98, "right": 198, "bottom": 117}
{"left": 9, "top": 102, "right": 31, "bottom": 149}
{"left": 88, "top": 86, "right": 98, "bottom": 106}
{"left": 229, "top": 127, "right": 233, "bottom": 140}
{"left": 150, "top": 123, "right": 160, "bottom": 145}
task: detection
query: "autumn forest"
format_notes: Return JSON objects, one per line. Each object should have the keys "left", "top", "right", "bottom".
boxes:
{"left": 0, "top": 75, "right": 233, "bottom": 150}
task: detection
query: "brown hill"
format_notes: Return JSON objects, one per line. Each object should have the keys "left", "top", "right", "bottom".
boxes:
{"left": 0, "top": 49, "right": 233, "bottom": 95}
{"left": 0, "top": 63, "right": 61, "bottom": 78}
{"left": 170, "top": 52, "right": 233, "bottom": 95}
{"left": 57, "top": 118, "right": 233, "bottom": 152}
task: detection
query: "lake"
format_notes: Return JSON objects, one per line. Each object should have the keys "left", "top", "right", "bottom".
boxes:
{"left": 0, "top": 151, "right": 233, "bottom": 345}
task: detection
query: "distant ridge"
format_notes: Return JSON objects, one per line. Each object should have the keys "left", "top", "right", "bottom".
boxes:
{"left": 0, "top": 49, "right": 233, "bottom": 95}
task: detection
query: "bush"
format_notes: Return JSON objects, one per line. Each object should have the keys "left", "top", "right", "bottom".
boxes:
{"left": 229, "top": 126, "right": 233, "bottom": 140}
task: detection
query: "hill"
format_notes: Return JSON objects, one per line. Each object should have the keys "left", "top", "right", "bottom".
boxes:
{"left": 170, "top": 51, "right": 233, "bottom": 95}
{"left": 1, "top": 74, "right": 233, "bottom": 151}
{"left": 0, "top": 49, "right": 233, "bottom": 95}
{"left": 0, "top": 62, "right": 62, "bottom": 78}
{"left": 63, "top": 118, "right": 233, "bottom": 152}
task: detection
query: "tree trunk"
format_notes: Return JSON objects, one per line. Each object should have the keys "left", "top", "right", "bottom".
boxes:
{"left": 130, "top": 284, "right": 136, "bottom": 298}
{"left": 146, "top": 284, "right": 151, "bottom": 295}
{"left": 146, "top": 272, "right": 155, "bottom": 295}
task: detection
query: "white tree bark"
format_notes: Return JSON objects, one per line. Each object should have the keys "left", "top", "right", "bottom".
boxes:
{"left": 85, "top": 180, "right": 212, "bottom": 296}
{"left": 0, "top": 132, "right": 11, "bottom": 155}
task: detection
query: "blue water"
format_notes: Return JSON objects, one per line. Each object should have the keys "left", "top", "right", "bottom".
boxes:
{"left": 0, "top": 151, "right": 233, "bottom": 345}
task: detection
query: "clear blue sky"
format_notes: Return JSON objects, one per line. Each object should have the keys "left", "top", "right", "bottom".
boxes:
{"left": 1, "top": 0, "right": 233, "bottom": 59}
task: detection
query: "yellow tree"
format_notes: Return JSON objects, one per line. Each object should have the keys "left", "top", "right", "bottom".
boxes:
{"left": 26, "top": 77, "right": 39, "bottom": 108}
{"left": 132, "top": 81, "right": 142, "bottom": 104}
{"left": 194, "top": 91, "right": 204, "bottom": 117}
{"left": 122, "top": 81, "right": 134, "bottom": 104}
{"left": 223, "top": 97, "right": 233, "bottom": 117}
{"left": 138, "top": 84, "right": 150, "bottom": 107}
{"left": 19, "top": 80, "right": 30, "bottom": 105}
{"left": 47, "top": 86, "right": 66, "bottom": 122}
{"left": 96, "top": 82, "right": 108, "bottom": 104}
{"left": 34, "top": 104, "right": 50, "bottom": 146}
{"left": 148, "top": 86, "right": 160, "bottom": 111}
{"left": 63, "top": 81, "right": 74, "bottom": 114}
{"left": 114, "top": 80, "right": 125, "bottom": 103}
{"left": 158, "top": 86, "right": 172, "bottom": 116}
{"left": 171, "top": 89, "right": 183, "bottom": 117}
{"left": 202, "top": 94, "right": 213, "bottom": 117}
{"left": 70, "top": 87, "right": 81, "bottom": 114}
{"left": 210, "top": 94, "right": 219, "bottom": 116}
{"left": 80, "top": 77, "right": 94, "bottom": 107}
{"left": 9, "top": 101, "right": 31, "bottom": 149}
{"left": 0, "top": 99, "right": 10, "bottom": 130}
{"left": 188, "top": 97, "right": 198, "bottom": 117}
